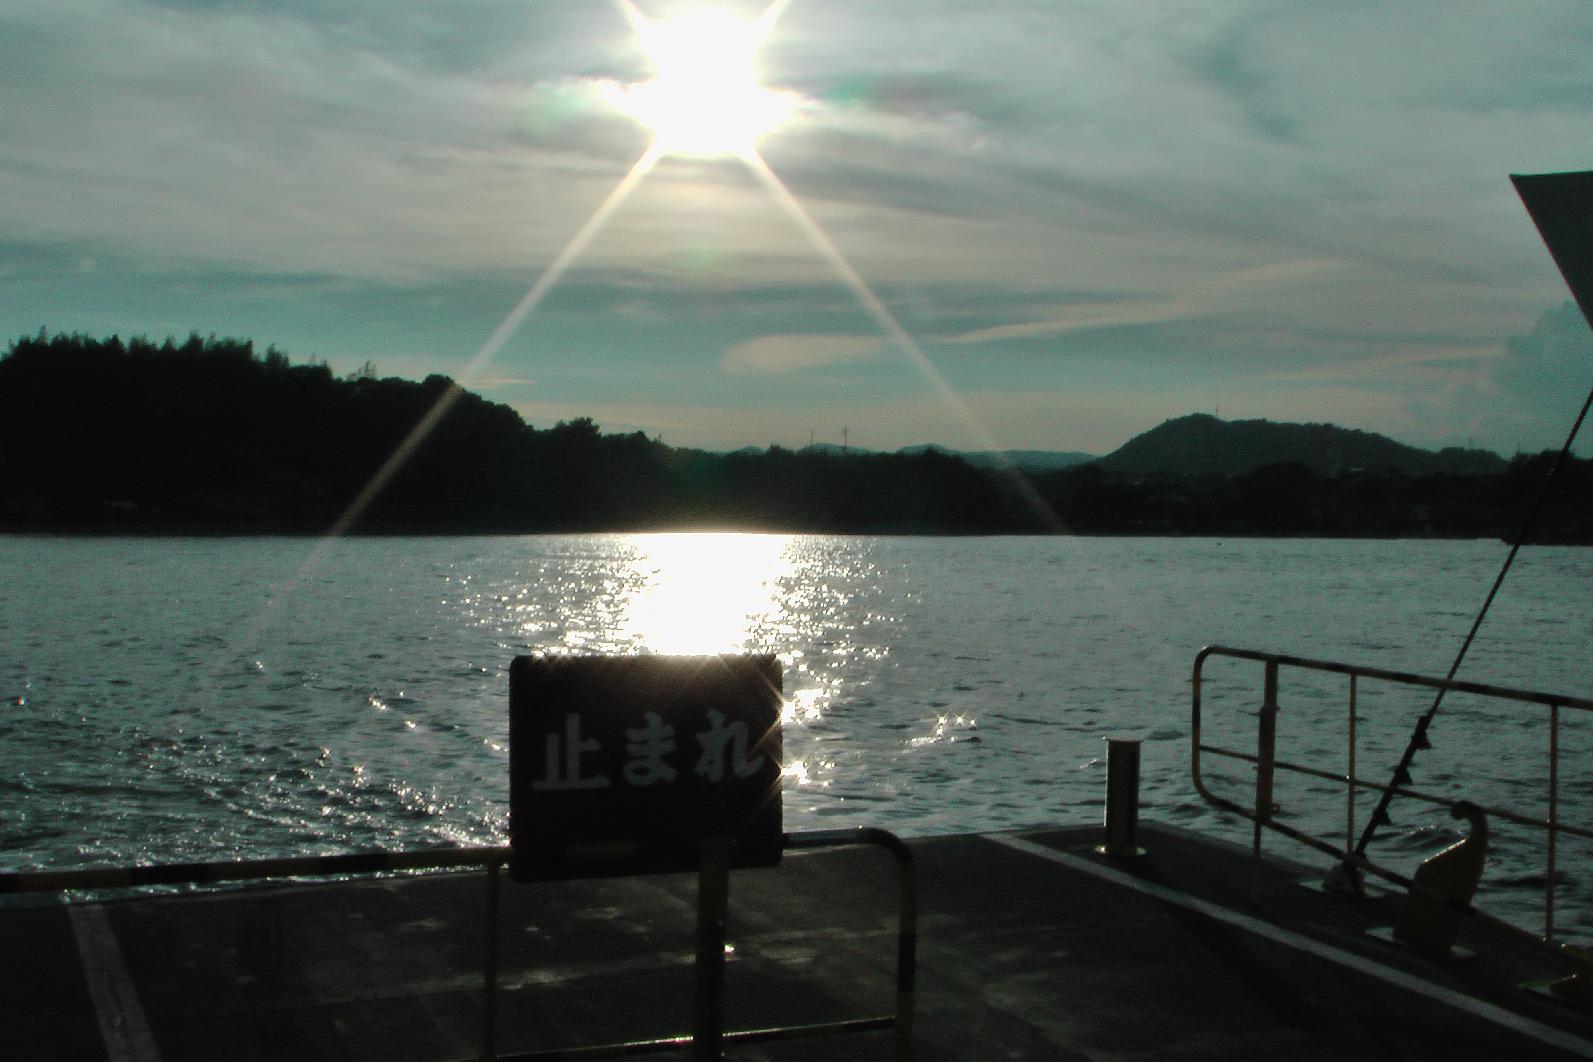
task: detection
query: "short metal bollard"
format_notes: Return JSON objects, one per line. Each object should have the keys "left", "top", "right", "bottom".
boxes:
{"left": 1098, "top": 738, "right": 1144, "bottom": 857}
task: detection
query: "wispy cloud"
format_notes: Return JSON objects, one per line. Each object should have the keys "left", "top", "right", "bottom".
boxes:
{"left": 720, "top": 333, "right": 879, "bottom": 374}
{"left": 468, "top": 373, "right": 537, "bottom": 390}
{"left": 1250, "top": 347, "right": 1499, "bottom": 388}
{"left": 947, "top": 298, "right": 1203, "bottom": 345}
{"left": 948, "top": 259, "right": 1344, "bottom": 344}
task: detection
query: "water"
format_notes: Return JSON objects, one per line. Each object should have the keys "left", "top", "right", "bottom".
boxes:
{"left": 2, "top": 533, "right": 1591, "bottom": 937}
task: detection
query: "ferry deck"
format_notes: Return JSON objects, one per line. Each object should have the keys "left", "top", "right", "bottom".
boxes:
{"left": 4, "top": 821, "right": 1592, "bottom": 1061}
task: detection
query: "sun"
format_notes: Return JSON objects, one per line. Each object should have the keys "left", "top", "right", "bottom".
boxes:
{"left": 617, "top": 3, "right": 796, "bottom": 159}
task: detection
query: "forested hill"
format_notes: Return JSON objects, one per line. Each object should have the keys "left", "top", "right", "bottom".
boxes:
{"left": 2, "top": 332, "right": 1590, "bottom": 539}
{"left": 1096, "top": 413, "right": 1506, "bottom": 476}
{"left": 0, "top": 332, "right": 1005, "bottom": 533}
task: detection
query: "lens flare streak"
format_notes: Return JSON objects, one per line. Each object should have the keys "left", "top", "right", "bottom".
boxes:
{"left": 323, "top": 143, "right": 663, "bottom": 541}
{"left": 257, "top": 0, "right": 1064, "bottom": 669}
{"left": 742, "top": 151, "right": 1064, "bottom": 529}
{"left": 235, "top": 146, "right": 663, "bottom": 681}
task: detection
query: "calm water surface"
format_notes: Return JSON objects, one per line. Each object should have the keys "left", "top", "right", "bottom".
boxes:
{"left": 2, "top": 534, "right": 1591, "bottom": 934}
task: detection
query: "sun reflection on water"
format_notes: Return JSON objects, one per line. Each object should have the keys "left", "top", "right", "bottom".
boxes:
{"left": 616, "top": 532, "right": 797, "bottom": 655}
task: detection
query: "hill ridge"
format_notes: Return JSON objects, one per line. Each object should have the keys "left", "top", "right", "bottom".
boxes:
{"left": 1094, "top": 412, "right": 1506, "bottom": 477}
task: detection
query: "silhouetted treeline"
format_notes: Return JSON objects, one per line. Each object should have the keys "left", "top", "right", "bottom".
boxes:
{"left": 1030, "top": 460, "right": 1593, "bottom": 541}
{"left": 2, "top": 332, "right": 1589, "bottom": 540}
{"left": 0, "top": 332, "right": 1002, "bottom": 534}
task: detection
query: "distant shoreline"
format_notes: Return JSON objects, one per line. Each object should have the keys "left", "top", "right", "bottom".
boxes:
{"left": 6, "top": 333, "right": 1589, "bottom": 544}
{"left": 2, "top": 526, "right": 1576, "bottom": 545}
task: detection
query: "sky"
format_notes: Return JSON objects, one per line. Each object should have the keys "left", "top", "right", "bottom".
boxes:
{"left": 2, "top": 0, "right": 1592, "bottom": 456}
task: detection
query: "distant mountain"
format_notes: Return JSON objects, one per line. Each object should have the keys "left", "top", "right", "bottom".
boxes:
{"left": 1093, "top": 414, "right": 1507, "bottom": 477}
{"left": 897, "top": 445, "right": 1098, "bottom": 472}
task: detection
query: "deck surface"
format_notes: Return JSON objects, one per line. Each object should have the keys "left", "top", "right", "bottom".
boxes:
{"left": 3, "top": 823, "right": 1592, "bottom": 1060}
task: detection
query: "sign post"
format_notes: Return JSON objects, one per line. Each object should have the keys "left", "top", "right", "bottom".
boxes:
{"left": 509, "top": 654, "right": 783, "bottom": 1058}
{"left": 693, "top": 836, "right": 732, "bottom": 1060}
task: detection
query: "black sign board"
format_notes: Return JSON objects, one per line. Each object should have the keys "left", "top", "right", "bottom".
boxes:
{"left": 509, "top": 654, "right": 783, "bottom": 881}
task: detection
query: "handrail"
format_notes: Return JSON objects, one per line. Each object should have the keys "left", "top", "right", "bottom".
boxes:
{"left": 786, "top": 826, "right": 918, "bottom": 1058}
{"left": 1193, "top": 644, "right": 1593, "bottom": 712}
{"left": 0, "top": 845, "right": 514, "bottom": 894}
{"left": 1191, "top": 644, "right": 1591, "bottom": 951}
{"left": 0, "top": 830, "right": 916, "bottom": 1062}
{"left": 2, "top": 845, "right": 513, "bottom": 1060}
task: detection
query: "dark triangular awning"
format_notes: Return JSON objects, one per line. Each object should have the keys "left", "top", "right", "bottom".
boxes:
{"left": 1513, "top": 170, "right": 1593, "bottom": 330}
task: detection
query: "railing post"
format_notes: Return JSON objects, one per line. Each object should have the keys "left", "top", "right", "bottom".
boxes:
{"left": 483, "top": 860, "right": 500, "bottom": 1062}
{"left": 694, "top": 838, "right": 732, "bottom": 1061}
{"left": 783, "top": 828, "right": 917, "bottom": 1058}
{"left": 1100, "top": 738, "right": 1143, "bottom": 857}
{"left": 893, "top": 839, "right": 917, "bottom": 1062}
{"left": 1547, "top": 703, "right": 1560, "bottom": 943}
{"left": 1347, "top": 674, "right": 1358, "bottom": 854}
{"left": 1255, "top": 660, "right": 1279, "bottom": 857}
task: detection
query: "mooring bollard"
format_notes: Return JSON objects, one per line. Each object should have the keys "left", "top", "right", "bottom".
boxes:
{"left": 1099, "top": 737, "right": 1143, "bottom": 857}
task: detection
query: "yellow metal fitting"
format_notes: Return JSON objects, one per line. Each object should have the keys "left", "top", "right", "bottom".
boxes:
{"left": 1392, "top": 802, "right": 1488, "bottom": 956}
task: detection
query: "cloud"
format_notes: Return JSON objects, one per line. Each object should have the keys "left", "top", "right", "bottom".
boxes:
{"left": 719, "top": 333, "right": 879, "bottom": 374}
{"left": 0, "top": 0, "right": 652, "bottom": 280}
{"left": 1250, "top": 347, "right": 1497, "bottom": 389}
{"left": 948, "top": 298, "right": 1201, "bottom": 344}
{"left": 6, "top": 0, "right": 1581, "bottom": 302}
{"left": 468, "top": 373, "right": 537, "bottom": 390}
{"left": 1497, "top": 303, "right": 1593, "bottom": 409}
{"left": 6, "top": 0, "right": 1593, "bottom": 454}
{"left": 1404, "top": 302, "right": 1593, "bottom": 453}
{"left": 948, "top": 258, "right": 1344, "bottom": 344}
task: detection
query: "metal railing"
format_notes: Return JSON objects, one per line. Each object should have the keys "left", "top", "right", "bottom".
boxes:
{"left": 0, "top": 828, "right": 916, "bottom": 1061}
{"left": 1191, "top": 644, "right": 1593, "bottom": 947}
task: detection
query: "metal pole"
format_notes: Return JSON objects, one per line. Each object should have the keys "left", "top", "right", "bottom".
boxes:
{"left": 1255, "top": 661, "right": 1279, "bottom": 858}
{"left": 894, "top": 841, "right": 917, "bottom": 1062}
{"left": 694, "top": 838, "right": 732, "bottom": 1061}
{"left": 782, "top": 827, "right": 917, "bottom": 1059}
{"left": 1347, "top": 675, "right": 1358, "bottom": 854}
{"left": 1547, "top": 704, "right": 1560, "bottom": 943}
{"left": 1100, "top": 738, "right": 1142, "bottom": 857}
{"left": 483, "top": 860, "right": 500, "bottom": 1062}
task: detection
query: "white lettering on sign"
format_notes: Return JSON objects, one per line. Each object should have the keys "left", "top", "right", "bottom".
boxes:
{"left": 693, "top": 710, "right": 767, "bottom": 782}
{"left": 622, "top": 711, "right": 679, "bottom": 786}
{"left": 532, "top": 713, "right": 612, "bottom": 790}
{"left": 533, "top": 711, "right": 771, "bottom": 789}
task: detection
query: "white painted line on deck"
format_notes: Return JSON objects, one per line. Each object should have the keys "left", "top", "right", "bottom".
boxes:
{"left": 985, "top": 833, "right": 1593, "bottom": 1061}
{"left": 67, "top": 903, "right": 163, "bottom": 1062}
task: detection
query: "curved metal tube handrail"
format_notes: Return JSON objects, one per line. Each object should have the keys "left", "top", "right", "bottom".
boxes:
{"left": 1191, "top": 644, "right": 1591, "bottom": 959}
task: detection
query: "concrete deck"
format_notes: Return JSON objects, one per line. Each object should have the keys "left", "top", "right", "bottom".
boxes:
{"left": 4, "top": 823, "right": 1592, "bottom": 1060}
